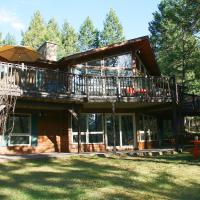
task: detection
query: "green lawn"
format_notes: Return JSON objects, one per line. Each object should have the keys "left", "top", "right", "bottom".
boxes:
{"left": 0, "top": 153, "right": 199, "bottom": 200}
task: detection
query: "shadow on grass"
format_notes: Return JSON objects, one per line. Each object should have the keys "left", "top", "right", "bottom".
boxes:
{"left": 115, "top": 152, "right": 200, "bottom": 166}
{"left": 0, "top": 155, "right": 199, "bottom": 200}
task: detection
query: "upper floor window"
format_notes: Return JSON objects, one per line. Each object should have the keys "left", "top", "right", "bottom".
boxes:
{"left": 87, "top": 60, "right": 102, "bottom": 76}
{"left": 104, "top": 53, "right": 132, "bottom": 76}
{"left": 73, "top": 53, "right": 133, "bottom": 77}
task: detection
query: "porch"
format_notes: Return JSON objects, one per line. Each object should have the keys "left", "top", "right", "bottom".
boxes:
{"left": 0, "top": 62, "right": 173, "bottom": 103}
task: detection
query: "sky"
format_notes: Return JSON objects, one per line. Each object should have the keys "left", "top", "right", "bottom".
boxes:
{"left": 0, "top": 0, "right": 161, "bottom": 44}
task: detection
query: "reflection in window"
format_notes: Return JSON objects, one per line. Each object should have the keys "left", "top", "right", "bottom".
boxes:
{"left": 73, "top": 53, "right": 133, "bottom": 77}
{"left": 10, "top": 136, "right": 30, "bottom": 145}
{"left": 121, "top": 115, "right": 133, "bottom": 145}
{"left": 118, "top": 54, "right": 132, "bottom": 76}
{"left": 6, "top": 114, "right": 31, "bottom": 146}
{"left": 87, "top": 60, "right": 101, "bottom": 76}
{"left": 106, "top": 115, "right": 120, "bottom": 146}
{"left": 7, "top": 115, "right": 30, "bottom": 134}
{"left": 140, "top": 131, "right": 146, "bottom": 141}
{"left": 104, "top": 56, "right": 118, "bottom": 76}
{"left": 89, "top": 134, "right": 103, "bottom": 143}
{"left": 88, "top": 114, "right": 102, "bottom": 132}
{"left": 73, "top": 64, "right": 86, "bottom": 75}
{"left": 73, "top": 134, "right": 86, "bottom": 143}
{"left": 72, "top": 114, "right": 87, "bottom": 132}
{"left": 104, "top": 53, "right": 132, "bottom": 76}
{"left": 72, "top": 113, "right": 103, "bottom": 144}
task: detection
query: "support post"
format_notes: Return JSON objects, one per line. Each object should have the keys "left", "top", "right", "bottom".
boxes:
{"left": 77, "top": 112, "right": 81, "bottom": 154}
{"left": 133, "top": 113, "right": 138, "bottom": 150}
{"left": 171, "top": 76, "right": 179, "bottom": 151}
{"left": 157, "top": 118, "right": 163, "bottom": 148}
{"left": 112, "top": 102, "right": 116, "bottom": 154}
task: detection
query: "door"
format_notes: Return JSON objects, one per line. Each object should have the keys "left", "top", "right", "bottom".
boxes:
{"left": 106, "top": 115, "right": 120, "bottom": 146}
{"left": 106, "top": 114, "right": 134, "bottom": 147}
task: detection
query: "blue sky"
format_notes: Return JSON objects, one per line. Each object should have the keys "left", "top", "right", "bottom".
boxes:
{"left": 0, "top": 0, "right": 161, "bottom": 44}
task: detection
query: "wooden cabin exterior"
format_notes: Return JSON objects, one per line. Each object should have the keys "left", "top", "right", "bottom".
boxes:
{"left": 0, "top": 36, "right": 180, "bottom": 154}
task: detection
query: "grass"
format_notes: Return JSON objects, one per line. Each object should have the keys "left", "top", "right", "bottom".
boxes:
{"left": 0, "top": 153, "right": 199, "bottom": 200}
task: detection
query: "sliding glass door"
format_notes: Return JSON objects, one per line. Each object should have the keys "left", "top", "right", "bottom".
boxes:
{"left": 106, "top": 114, "right": 134, "bottom": 147}
{"left": 106, "top": 115, "right": 120, "bottom": 146}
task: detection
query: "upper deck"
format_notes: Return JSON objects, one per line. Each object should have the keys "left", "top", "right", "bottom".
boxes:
{"left": 0, "top": 62, "right": 173, "bottom": 103}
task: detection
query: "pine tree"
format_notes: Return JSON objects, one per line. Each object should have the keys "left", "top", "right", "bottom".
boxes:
{"left": 0, "top": 33, "right": 3, "bottom": 45}
{"left": 78, "top": 17, "right": 98, "bottom": 51}
{"left": 45, "top": 18, "right": 62, "bottom": 59}
{"left": 2, "top": 33, "right": 16, "bottom": 45}
{"left": 149, "top": 0, "right": 200, "bottom": 94}
{"left": 100, "top": 8, "right": 125, "bottom": 47}
{"left": 45, "top": 18, "right": 61, "bottom": 43}
{"left": 60, "top": 21, "right": 79, "bottom": 57}
{"left": 21, "top": 10, "right": 46, "bottom": 49}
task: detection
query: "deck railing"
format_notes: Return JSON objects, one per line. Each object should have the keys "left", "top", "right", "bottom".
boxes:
{"left": 0, "top": 62, "right": 173, "bottom": 101}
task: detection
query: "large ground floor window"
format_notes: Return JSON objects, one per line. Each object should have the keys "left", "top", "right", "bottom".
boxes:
{"left": 72, "top": 113, "right": 104, "bottom": 144}
{"left": 72, "top": 113, "right": 136, "bottom": 146}
{"left": 6, "top": 114, "right": 31, "bottom": 146}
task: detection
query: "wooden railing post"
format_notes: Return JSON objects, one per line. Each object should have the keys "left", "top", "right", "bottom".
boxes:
{"left": 86, "top": 75, "right": 89, "bottom": 98}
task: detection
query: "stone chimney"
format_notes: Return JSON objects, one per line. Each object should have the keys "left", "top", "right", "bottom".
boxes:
{"left": 38, "top": 41, "right": 57, "bottom": 61}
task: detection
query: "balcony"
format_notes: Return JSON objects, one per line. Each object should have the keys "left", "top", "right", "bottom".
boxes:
{"left": 0, "top": 62, "right": 173, "bottom": 103}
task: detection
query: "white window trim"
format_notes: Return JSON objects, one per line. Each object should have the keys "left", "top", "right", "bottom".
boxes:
{"left": 8, "top": 113, "right": 32, "bottom": 146}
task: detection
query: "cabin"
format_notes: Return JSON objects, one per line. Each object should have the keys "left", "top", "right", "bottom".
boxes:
{"left": 0, "top": 36, "right": 186, "bottom": 154}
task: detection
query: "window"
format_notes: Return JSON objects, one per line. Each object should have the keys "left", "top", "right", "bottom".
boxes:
{"left": 72, "top": 134, "right": 86, "bottom": 143}
{"left": 87, "top": 60, "right": 102, "bottom": 76}
{"left": 104, "top": 53, "right": 132, "bottom": 77}
{"left": 106, "top": 115, "right": 120, "bottom": 146}
{"left": 72, "top": 114, "right": 87, "bottom": 132}
{"left": 121, "top": 115, "right": 133, "bottom": 145}
{"left": 88, "top": 114, "right": 102, "bottom": 132}
{"left": 89, "top": 134, "right": 103, "bottom": 143}
{"left": 138, "top": 114, "right": 158, "bottom": 141}
{"left": 72, "top": 113, "right": 103, "bottom": 144}
{"left": 7, "top": 114, "right": 31, "bottom": 146}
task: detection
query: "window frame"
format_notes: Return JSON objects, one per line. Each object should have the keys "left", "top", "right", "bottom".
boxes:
{"left": 105, "top": 113, "right": 135, "bottom": 148}
{"left": 8, "top": 113, "right": 32, "bottom": 146}
{"left": 72, "top": 113, "right": 104, "bottom": 144}
{"left": 73, "top": 52, "right": 133, "bottom": 77}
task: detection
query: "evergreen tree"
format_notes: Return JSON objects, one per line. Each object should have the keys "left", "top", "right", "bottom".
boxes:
{"left": 149, "top": 0, "right": 200, "bottom": 94}
{"left": 45, "top": 18, "right": 62, "bottom": 59}
{"left": 21, "top": 10, "right": 46, "bottom": 49}
{"left": 0, "top": 33, "right": 3, "bottom": 45}
{"left": 60, "top": 21, "right": 79, "bottom": 57}
{"left": 78, "top": 17, "right": 98, "bottom": 51}
{"left": 94, "top": 29, "right": 100, "bottom": 48}
{"left": 100, "top": 8, "right": 125, "bottom": 47}
{"left": 45, "top": 18, "right": 61, "bottom": 43}
{"left": 2, "top": 33, "right": 16, "bottom": 45}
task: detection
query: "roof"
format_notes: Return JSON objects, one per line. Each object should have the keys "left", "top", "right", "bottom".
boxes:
{"left": 59, "top": 36, "right": 160, "bottom": 76}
